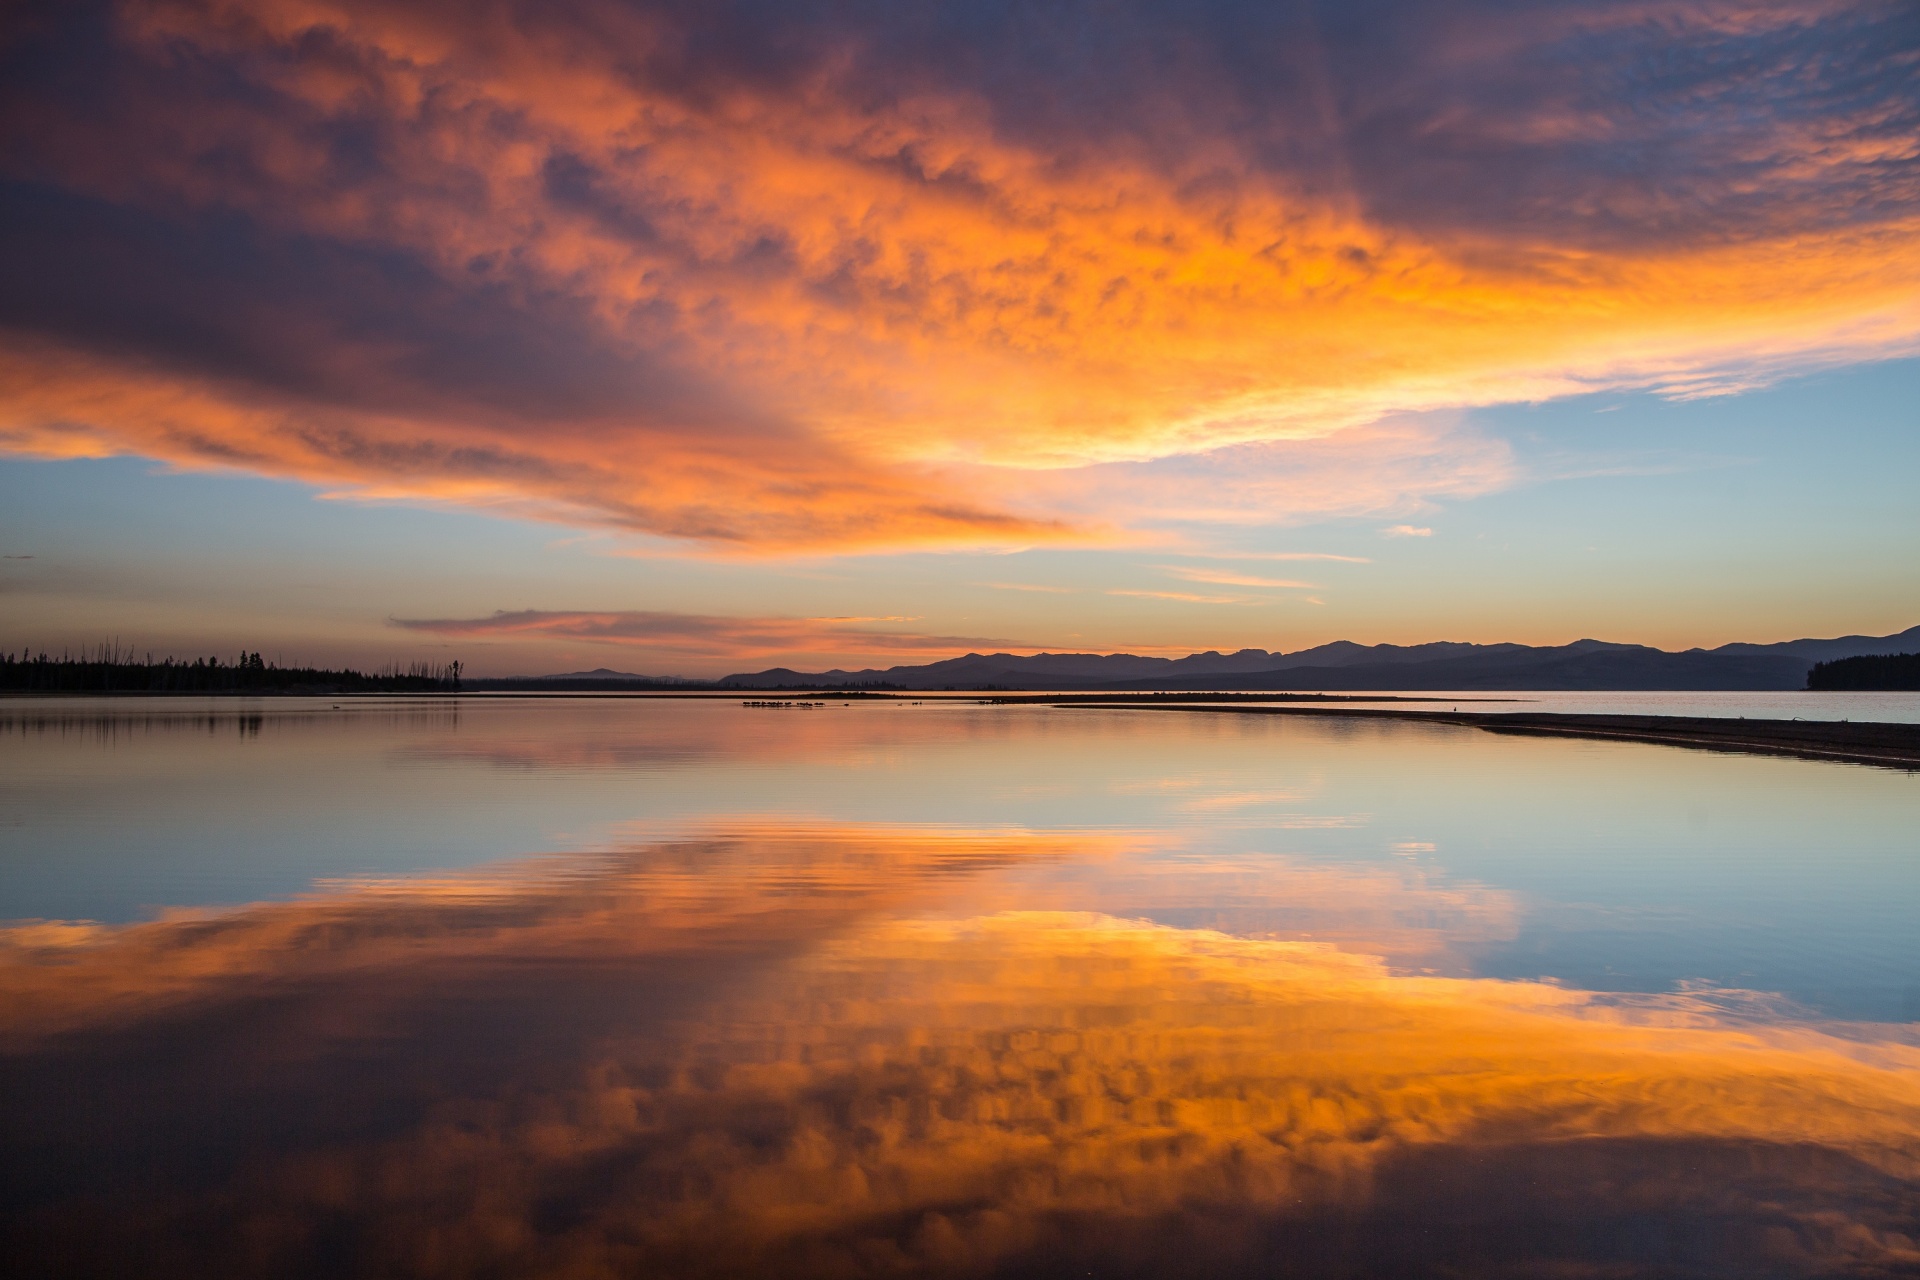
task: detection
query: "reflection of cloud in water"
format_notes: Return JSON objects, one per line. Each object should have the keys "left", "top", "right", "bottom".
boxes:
{"left": 0, "top": 825, "right": 1105, "bottom": 1040}
{"left": 992, "top": 855, "right": 1521, "bottom": 973}
{"left": 4, "top": 828, "right": 1919, "bottom": 1277}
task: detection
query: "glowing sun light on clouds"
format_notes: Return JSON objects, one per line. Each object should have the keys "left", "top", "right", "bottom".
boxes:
{"left": 1, "top": 0, "right": 1916, "bottom": 551}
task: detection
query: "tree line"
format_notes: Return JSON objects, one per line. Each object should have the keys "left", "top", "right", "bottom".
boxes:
{"left": 1, "top": 644, "right": 463, "bottom": 694}
{"left": 1806, "top": 652, "right": 1920, "bottom": 691}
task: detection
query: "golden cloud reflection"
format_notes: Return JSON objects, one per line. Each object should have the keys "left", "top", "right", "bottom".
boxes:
{"left": 0, "top": 824, "right": 1109, "bottom": 1042}
{"left": 5, "top": 826, "right": 1920, "bottom": 1276}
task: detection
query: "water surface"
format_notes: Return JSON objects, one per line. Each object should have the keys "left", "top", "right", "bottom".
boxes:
{"left": 3, "top": 697, "right": 1918, "bottom": 1277}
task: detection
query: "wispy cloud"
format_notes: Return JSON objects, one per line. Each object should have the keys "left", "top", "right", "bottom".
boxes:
{"left": 1159, "top": 566, "right": 1321, "bottom": 590}
{"left": 1105, "top": 589, "right": 1266, "bottom": 605}
{"left": 1380, "top": 525, "right": 1434, "bottom": 538}
{"left": 813, "top": 615, "right": 923, "bottom": 624}
{"left": 1176, "top": 552, "right": 1373, "bottom": 564}
{"left": 1012, "top": 414, "right": 1519, "bottom": 532}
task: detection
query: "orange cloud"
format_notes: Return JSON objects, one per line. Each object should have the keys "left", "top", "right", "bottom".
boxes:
{"left": 1, "top": 0, "right": 1916, "bottom": 550}
{"left": 0, "top": 343, "right": 1074, "bottom": 552}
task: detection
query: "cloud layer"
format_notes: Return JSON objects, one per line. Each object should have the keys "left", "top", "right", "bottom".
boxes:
{"left": 2, "top": 0, "right": 1917, "bottom": 549}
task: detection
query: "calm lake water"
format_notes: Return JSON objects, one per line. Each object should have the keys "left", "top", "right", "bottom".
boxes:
{"left": 4, "top": 695, "right": 1919, "bottom": 1277}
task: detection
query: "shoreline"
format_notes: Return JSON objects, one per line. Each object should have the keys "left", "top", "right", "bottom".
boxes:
{"left": 1051, "top": 703, "right": 1920, "bottom": 771}
{"left": 4, "top": 690, "right": 1916, "bottom": 770}
{"left": 0, "top": 689, "right": 1507, "bottom": 703}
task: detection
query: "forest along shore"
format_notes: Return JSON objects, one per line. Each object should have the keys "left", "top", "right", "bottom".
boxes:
{"left": 0, "top": 650, "right": 462, "bottom": 695}
{"left": 1059, "top": 703, "right": 1920, "bottom": 771}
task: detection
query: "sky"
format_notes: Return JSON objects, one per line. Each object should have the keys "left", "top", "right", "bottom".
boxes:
{"left": 2, "top": 0, "right": 1917, "bottom": 676}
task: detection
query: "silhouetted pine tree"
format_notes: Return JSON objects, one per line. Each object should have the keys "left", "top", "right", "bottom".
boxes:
{"left": 1806, "top": 653, "right": 1920, "bottom": 691}
{"left": 0, "top": 646, "right": 464, "bottom": 693}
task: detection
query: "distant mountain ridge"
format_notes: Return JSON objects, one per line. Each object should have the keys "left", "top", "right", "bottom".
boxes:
{"left": 529, "top": 668, "right": 702, "bottom": 683}
{"left": 717, "top": 625, "right": 1920, "bottom": 691}
{"left": 464, "top": 667, "right": 706, "bottom": 690}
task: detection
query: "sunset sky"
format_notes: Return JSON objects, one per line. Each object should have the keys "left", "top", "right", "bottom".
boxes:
{"left": 3, "top": 0, "right": 1917, "bottom": 675}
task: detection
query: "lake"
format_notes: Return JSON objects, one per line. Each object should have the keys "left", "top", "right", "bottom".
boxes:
{"left": 4, "top": 695, "right": 1919, "bottom": 1277}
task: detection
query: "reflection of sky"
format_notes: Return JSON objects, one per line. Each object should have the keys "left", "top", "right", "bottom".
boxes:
{"left": 4, "top": 698, "right": 1917, "bottom": 1019}
{"left": 6, "top": 700, "right": 1920, "bottom": 1275}
{"left": 5, "top": 825, "right": 1920, "bottom": 1278}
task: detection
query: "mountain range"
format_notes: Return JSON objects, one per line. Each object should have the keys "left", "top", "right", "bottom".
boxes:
{"left": 713, "top": 625, "right": 1920, "bottom": 691}
{"left": 526, "top": 668, "right": 704, "bottom": 684}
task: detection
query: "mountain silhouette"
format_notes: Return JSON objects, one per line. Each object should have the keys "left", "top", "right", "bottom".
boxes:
{"left": 718, "top": 626, "right": 1920, "bottom": 691}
